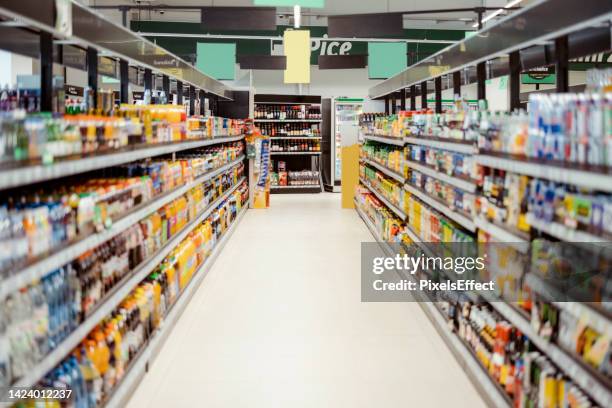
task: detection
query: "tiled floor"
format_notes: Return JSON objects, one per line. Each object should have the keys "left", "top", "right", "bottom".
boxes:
{"left": 127, "top": 193, "right": 486, "bottom": 408}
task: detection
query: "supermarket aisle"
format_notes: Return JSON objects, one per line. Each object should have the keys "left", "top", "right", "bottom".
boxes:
{"left": 127, "top": 193, "right": 486, "bottom": 408}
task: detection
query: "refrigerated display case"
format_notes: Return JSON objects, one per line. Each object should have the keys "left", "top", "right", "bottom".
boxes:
{"left": 328, "top": 98, "right": 363, "bottom": 192}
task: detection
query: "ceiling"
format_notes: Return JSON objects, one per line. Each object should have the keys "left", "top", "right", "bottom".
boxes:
{"left": 82, "top": 0, "right": 533, "bottom": 31}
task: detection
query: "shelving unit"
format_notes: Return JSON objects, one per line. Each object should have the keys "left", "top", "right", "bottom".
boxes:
{"left": 362, "top": 2, "right": 612, "bottom": 407}
{"left": 9, "top": 177, "right": 246, "bottom": 390}
{"left": 355, "top": 204, "right": 510, "bottom": 408}
{"left": 0, "top": 3, "right": 250, "bottom": 403}
{"left": 256, "top": 94, "right": 323, "bottom": 195}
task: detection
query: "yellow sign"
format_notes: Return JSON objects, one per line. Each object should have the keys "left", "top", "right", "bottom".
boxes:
{"left": 284, "top": 30, "right": 310, "bottom": 83}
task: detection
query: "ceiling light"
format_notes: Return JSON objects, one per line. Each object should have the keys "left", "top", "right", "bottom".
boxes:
{"left": 472, "top": 0, "right": 523, "bottom": 28}
{"left": 294, "top": 5, "right": 301, "bottom": 28}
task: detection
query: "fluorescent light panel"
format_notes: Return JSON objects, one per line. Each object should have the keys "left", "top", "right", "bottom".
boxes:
{"left": 472, "top": 0, "right": 524, "bottom": 28}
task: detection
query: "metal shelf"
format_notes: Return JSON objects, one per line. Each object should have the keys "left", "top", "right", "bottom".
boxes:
{"left": 0, "top": 135, "right": 245, "bottom": 191}
{"left": 360, "top": 157, "right": 406, "bottom": 183}
{"left": 355, "top": 205, "right": 511, "bottom": 408}
{"left": 405, "top": 136, "right": 477, "bottom": 155}
{"left": 271, "top": 184, "right": 320, "bottom": 189}
{"left": 270, "top": 151, "right": 321, "bottom": 156}
{"left": 524, "top": 273, "right": 612, "bottom": 337}
{"left": 268, "top": 136, "right": 322, "bottom": 140}
{"left": 473, "top": 217, "right": 529, "bottom": 251}
{"left": 403, "top": 183, "right": 476, "bottom": 232}
{"left": 406, "top": 160, "right": 477, "bottom": 193}
{"left": 254, "top": 119, "right": 321, "bottom": 123}
{"left": 526, "top": 213, "right": 610, "bottom": 242}
{"left": 362, "top": 134, "right": 406, "bottom": 147}
{"left": 369, "top": 0, "right": 612, "bottom": 98}
{"left": 483, "top": 297, "right": 612, "bottom": 408}
{"left": 0, "top": 156, "right": 245, "bottom": 301}
{"left": 104, "top": 203, "right": 247, "bottom": 408}
{"left": 8, "top": 178, "right": 246, "bottom": 391}
{"left": 476, "top": 154, "right": 612, "bottom": 193}
{"left": 359, "top": 178, "right": 407, "bottom": 221}
{"left": 0, "top": 1, "right": 231, "bottom": 98}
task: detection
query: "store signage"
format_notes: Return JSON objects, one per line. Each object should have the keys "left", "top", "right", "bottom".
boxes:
{"left": 143, "top": 55, "right": 180, "bottom": 68}
{"left": 63, "top": 46, "right": 87, "bottom": 71}
{"left": 521, "top": 66, "right": 556, "bottom": 84}
{"left": 133, "top": 91, "right": 144, "bottom": 101}
{"left": 64, "top": 85, "right": 84, "bottom": 97}
{"left": 135, "top": 21, "right": 464, "bottom": 66}
{"left": 128, "top": 66, "right": 144, "bottom": 86}
{"left": 98, "top": 57, "right": 118, "bottom": 78}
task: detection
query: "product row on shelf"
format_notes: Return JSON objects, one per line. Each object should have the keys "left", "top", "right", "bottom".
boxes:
{"left": 254, "top": 104, "right": 321, "bottom": 120}
{"left": 258, "top": 122, "right": 321, "bottom": 138}
{"left": 270, "top": 139, "right": 321, "bottom": 153}
{"left": 0, "top": 105, "right": 244, "bottom": 166}
{"left": 270, "top": 170, "right": 320, "bottom": 187}
{"left": 355, "top": 89, "right": 612, "bottom": 408}
{"left": 5, "top": 183, "right": 248, "bottom": 407}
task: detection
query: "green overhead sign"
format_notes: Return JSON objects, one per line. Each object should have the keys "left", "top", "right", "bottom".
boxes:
{"left": 368, "top": 42, "right": 407, "bottom": 79}
{"left": 196, "top": 43, "right": 236, "bottom": 80}
{"left": 132, "top": 21, "right": 465, "bottom": 67}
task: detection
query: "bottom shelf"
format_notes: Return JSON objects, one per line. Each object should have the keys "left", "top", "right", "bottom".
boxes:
{"left": 271, "top": 184, "right": 321, "bottom": 194}
{"left": 106, "top": 204, "right": 249, "bottom": 408}
{"left": 355, "top": 206, "right": 511, "bottom": 408}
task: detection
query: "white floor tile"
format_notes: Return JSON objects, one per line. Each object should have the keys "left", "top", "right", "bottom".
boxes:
{"left": 126, "top": 193, "right": 487, "bottom": 408}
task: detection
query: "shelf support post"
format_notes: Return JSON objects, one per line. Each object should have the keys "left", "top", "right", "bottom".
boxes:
{"left": 40, "top": 31, "right": 53, "bottom": 112}
{"left": 391, "top": 94, "right": 397, "bottom": 114}
{"left": 400, "top": 88, "right": 406, "bottom": 111}
{"left": 87, "top": 47, "right": 98, "bottom": 110}
{"left": 453, "top": 71, "right": 461, "bottom": 97}
{"left": 509, "top": 51, "right": 521, "bottom": 111}
{"left": 420, "top": 81, "right": 427, "bottom": 109}
{"left": 410, "top": 85, "right": 416, "bottom": 110}
{"left": 189, "top": 86, "right": 196, "bottom": 116}
{"left": 119, "top": 59, "right": 129, "bottom": 104}
{"left": 162, "top": 75, "right": 170, "bottom": 98}
{"left": 144, "top": 68, "right": 152, "bottom": 93}
{"left": 434, "top": 76, "right": 442, "bottom": 113}
{"left": 477, "top": 62, "right": 486, "bottom": 101}
{"left": 384, "top": 95, "right": 389, "bottom": 114}
{"left": 555, "top": 35, "right": 569, "bottom": 92}
{"left": 200, "top": 91, "right": 206, "bottom": 115}
{"left": 177, "top": 81, "right": 183, "bottom": 104}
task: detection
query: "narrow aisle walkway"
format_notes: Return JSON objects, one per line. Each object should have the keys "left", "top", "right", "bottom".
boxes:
{"left": 127, "top": 193, "right": 486, "bottom": 408}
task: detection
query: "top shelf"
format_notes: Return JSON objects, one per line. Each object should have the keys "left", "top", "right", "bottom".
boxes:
{"left": 0, "top": 1, "right": 231, "bottom": 98}
{"left": 0, "top": 135, "right": 245, "bottom": 191}
{"left": 368, "top": 0, "right": 612, "bottom": 98}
